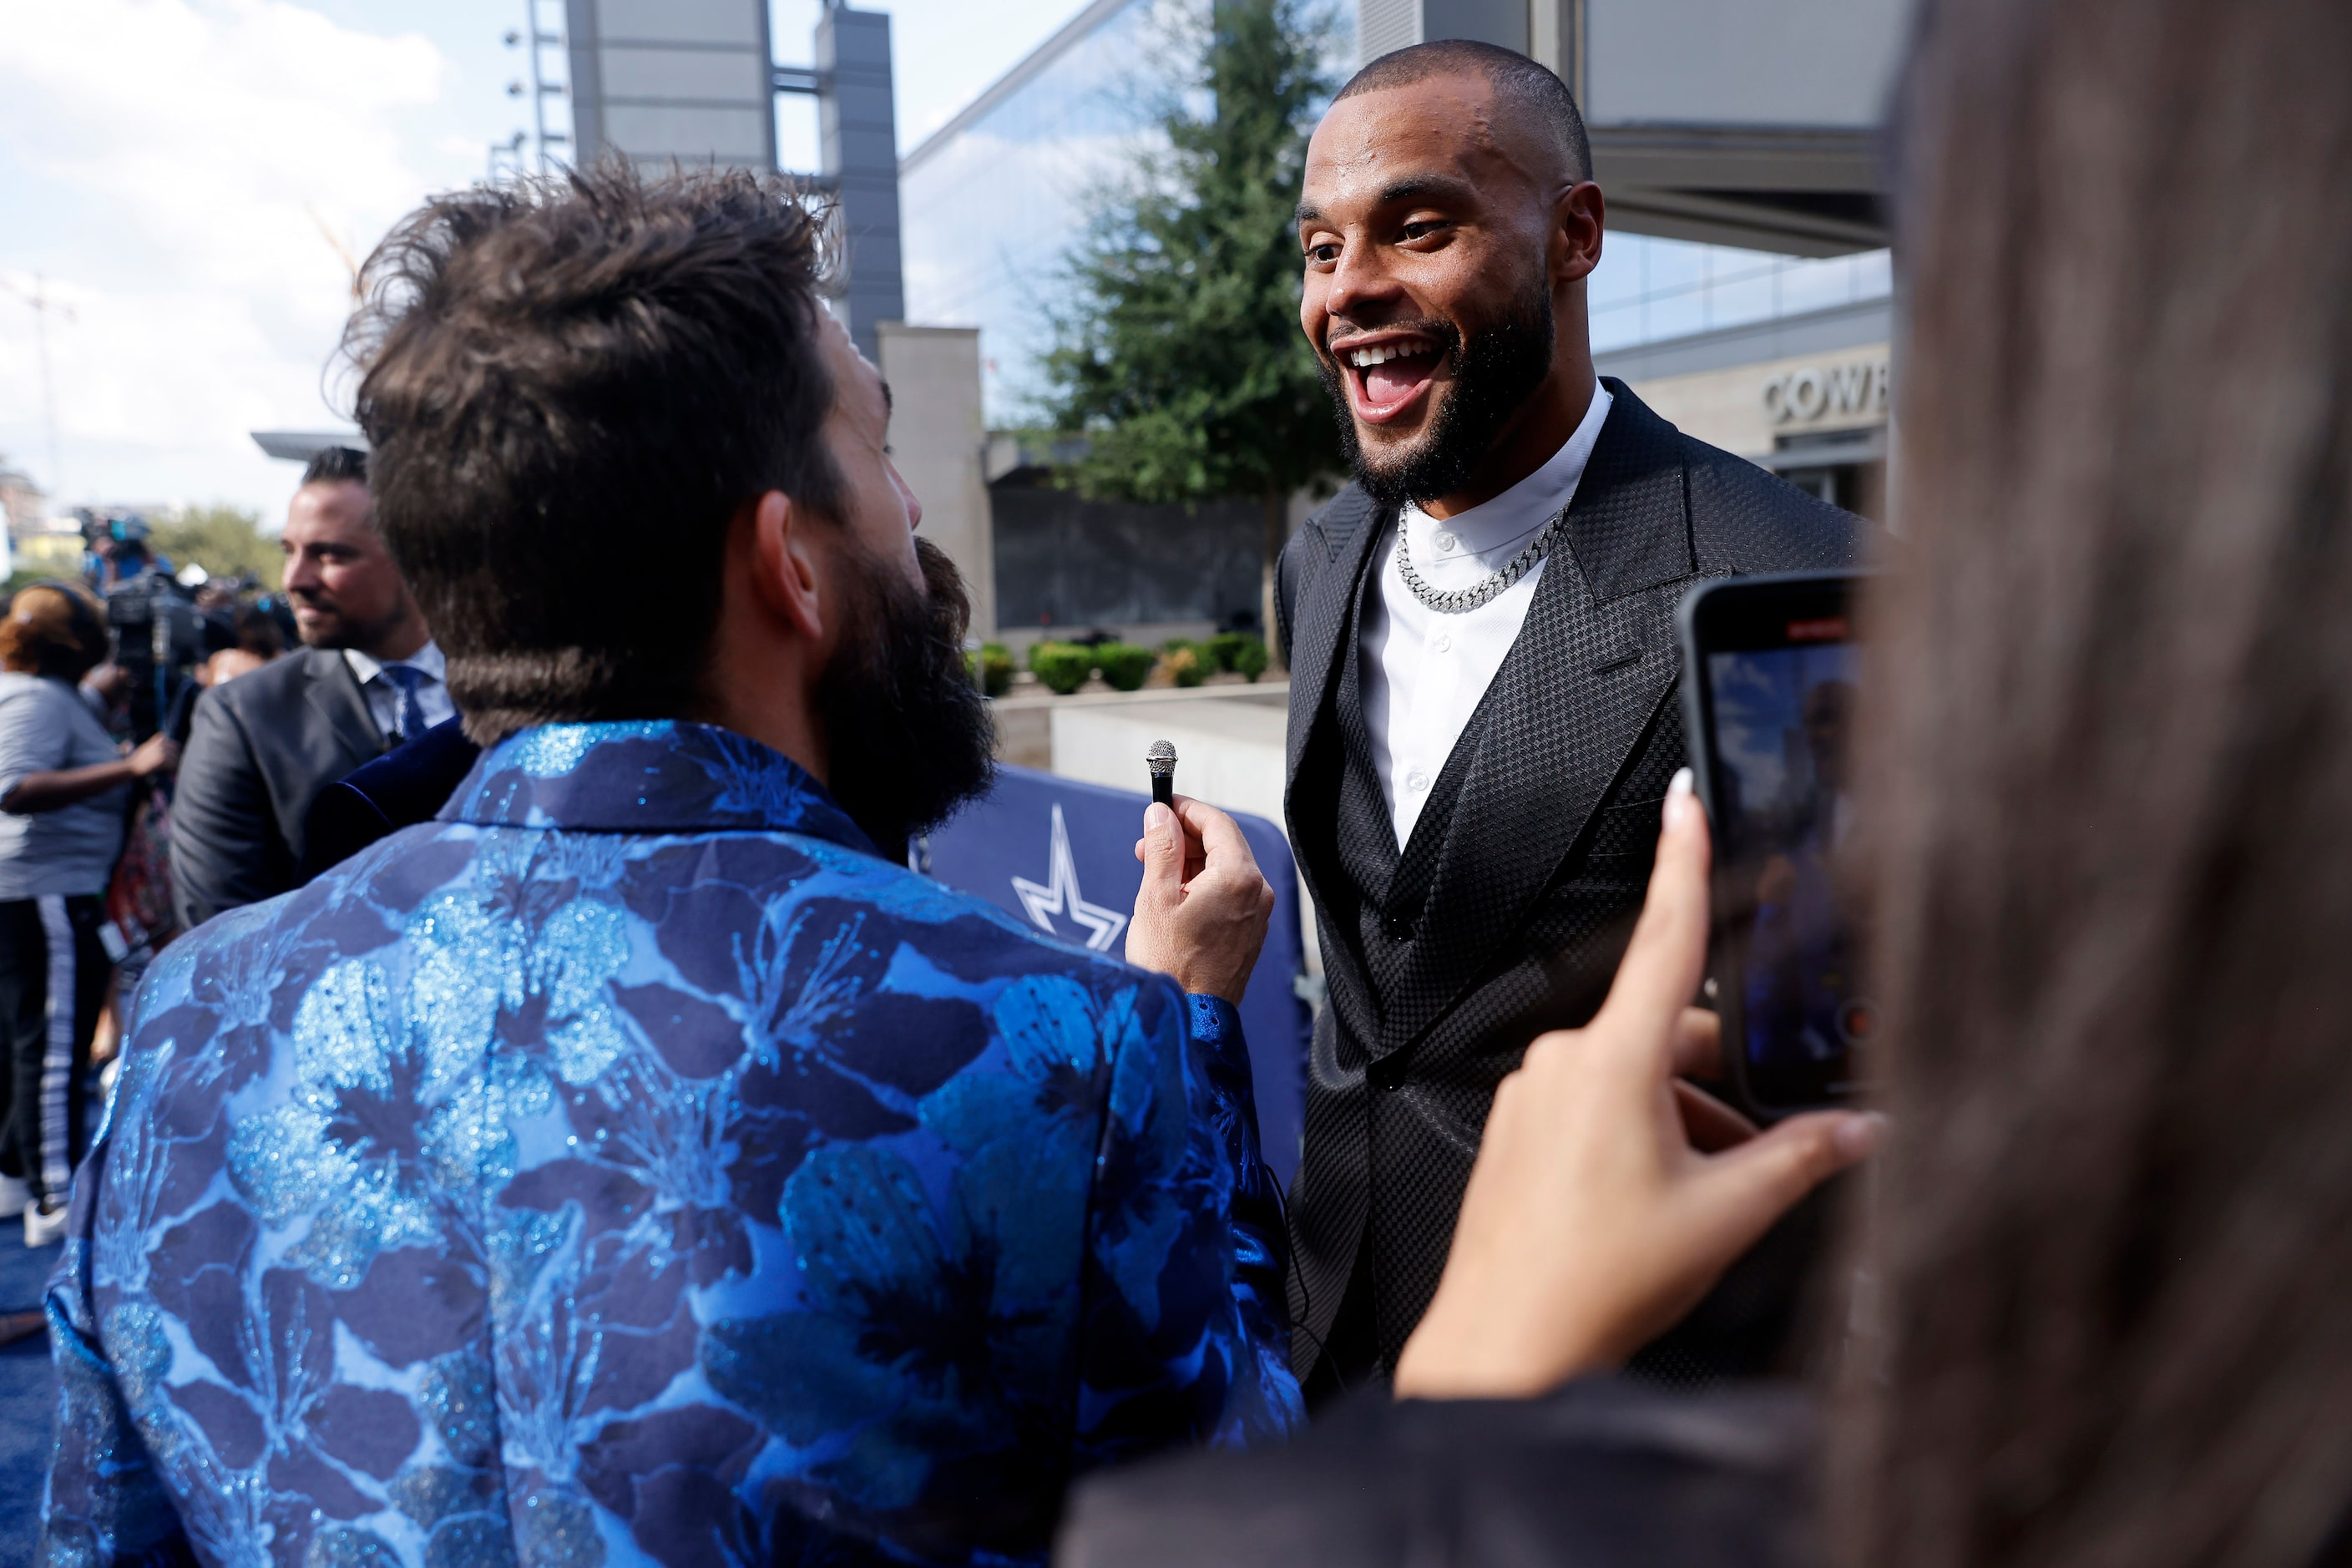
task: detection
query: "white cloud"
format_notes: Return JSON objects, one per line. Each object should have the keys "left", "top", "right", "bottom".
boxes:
{"left": 0, "top": 0, "right": 455, "bottom": 513}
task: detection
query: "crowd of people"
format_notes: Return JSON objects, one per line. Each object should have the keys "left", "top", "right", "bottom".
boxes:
{"left": 4, "top": 0, "right": 2349, "bottom": 1560}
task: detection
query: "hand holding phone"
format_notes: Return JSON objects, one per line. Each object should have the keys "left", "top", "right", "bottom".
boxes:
{"left": 1393, "top": 771, "right": 1884, "bottom": 1399}
{"left": 1677, "top": 570, "right": 1874, "bottom": 1120}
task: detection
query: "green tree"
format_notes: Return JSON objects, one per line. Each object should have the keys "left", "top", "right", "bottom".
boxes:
{"left": 1034, "top": 0, "right": 1345, "bottom": 643}
{"left": 151, "top": 504, "right": 282, "bottom": 585}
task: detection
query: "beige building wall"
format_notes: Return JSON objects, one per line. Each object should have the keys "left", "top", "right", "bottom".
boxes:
{"left": 875, "top": 323, "right": 994, "bottom": 634}
{"left": 1623, "top": 341, "right": 1890, "bottom": 458}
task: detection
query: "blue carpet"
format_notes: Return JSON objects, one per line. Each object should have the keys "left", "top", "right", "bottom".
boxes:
{"left": 0, "top": 1222, "right": 57, "bottom": 1568}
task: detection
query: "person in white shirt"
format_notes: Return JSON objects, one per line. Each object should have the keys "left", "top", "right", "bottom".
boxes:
{"left": 1276, "top": 38, "right": 1869, "bottom": 1400}
{"left": 169, "top": 447, "right": 452, "bottom": 928}
{"left": 0, "top": 582, "right": 179, "bottom": 1244}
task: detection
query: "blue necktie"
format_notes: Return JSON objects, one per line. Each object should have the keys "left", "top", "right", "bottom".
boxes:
{"left": 377, "top": 663, "right": 431, "bottom": 745}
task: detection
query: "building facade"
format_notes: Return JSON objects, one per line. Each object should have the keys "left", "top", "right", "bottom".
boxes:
{"left": 891, "top": 0, "right": 1901, "bottom": 635}
{"left": 898, "top": 0, "right": 1894, "bottom": 504}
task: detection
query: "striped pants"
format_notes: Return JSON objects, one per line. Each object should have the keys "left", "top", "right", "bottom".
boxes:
{"left": 0, "top": 894, "right": 110, "bottom": 1206}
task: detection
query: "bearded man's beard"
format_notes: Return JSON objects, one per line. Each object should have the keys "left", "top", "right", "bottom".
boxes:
{"left": 1318, "top": 270, "right": 1558, "bottom": 509}
{"left": 817, "top": 536, "right": 996, "bottom": 855}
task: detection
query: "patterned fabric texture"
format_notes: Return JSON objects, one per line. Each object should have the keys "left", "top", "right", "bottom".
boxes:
{"left": 43, "top": 721, "right": 1301, "bottom": 1568}
{"left": 1277, "top": 382, "right": 1870, "bottom": 1384}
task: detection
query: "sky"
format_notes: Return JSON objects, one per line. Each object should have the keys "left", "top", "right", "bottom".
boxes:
{"left": 0, "top": 0, "right": 1084, "bottom": 522}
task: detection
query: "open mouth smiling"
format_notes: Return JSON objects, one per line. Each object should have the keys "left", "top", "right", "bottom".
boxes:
{"left": 1333, "top": 332, "right": 1445, "bottom": 425}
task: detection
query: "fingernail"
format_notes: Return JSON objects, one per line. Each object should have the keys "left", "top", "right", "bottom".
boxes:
{"left": 1145, "top": 802, "right": 1173, "bottom": 837}
{"left": 1664, "top": 766, "right": 1695, "bottom": 830}
{"left": 1834, "top": 1111, "right": 1889, "bottom": 1159}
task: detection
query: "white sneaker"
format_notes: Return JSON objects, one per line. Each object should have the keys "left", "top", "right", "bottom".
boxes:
{"left": 23, "top": 1198, "right": 68, "bottom": 1248}
{"left": 0, "top": 1174, "right": 25, "bottom": 1220}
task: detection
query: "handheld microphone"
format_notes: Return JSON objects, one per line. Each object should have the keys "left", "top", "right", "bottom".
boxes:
{"left": 1145, "top": 740, "right": 1176, "bottom": 807}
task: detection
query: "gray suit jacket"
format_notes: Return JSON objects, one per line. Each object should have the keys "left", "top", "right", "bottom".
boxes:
{"left": 170, "top": 646, "right": 390, "bottom": 930}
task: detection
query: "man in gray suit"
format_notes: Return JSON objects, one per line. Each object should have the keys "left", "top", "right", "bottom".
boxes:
{"left": 170, "top": 447, "right": 453, "bottom": 928}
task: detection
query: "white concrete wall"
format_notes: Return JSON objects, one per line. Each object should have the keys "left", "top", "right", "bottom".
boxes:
{"left": 876, "top": 323, "right": 994, "bottom": 633}
{"left": 1049, "top": 686, "right": 1323, "bottom": 977}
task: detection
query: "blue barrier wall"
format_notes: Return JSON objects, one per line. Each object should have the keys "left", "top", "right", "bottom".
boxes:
{"left": 922, "top": 764, "right": 1312, "bottom": 1188}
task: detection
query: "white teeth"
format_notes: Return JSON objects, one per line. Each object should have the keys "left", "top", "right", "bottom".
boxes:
{"left": 1347, "top": 341, "right": 1428, "bottom": 368}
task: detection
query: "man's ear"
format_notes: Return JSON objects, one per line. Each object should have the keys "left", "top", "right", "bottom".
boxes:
{"left": 1554, "top": 180, "right": 1606, "bottom": 284}
{"left": 746, "top": 489, "right": 827, "bottom": 645}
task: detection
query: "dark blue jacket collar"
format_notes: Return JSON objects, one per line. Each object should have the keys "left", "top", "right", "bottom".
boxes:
{"left": 438, "top": 721, "right": 878, "bottom": 855}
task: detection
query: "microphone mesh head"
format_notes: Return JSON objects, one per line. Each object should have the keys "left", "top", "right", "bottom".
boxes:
{"left": 1146, "top": 739, "right": 1177, "bottom": 776}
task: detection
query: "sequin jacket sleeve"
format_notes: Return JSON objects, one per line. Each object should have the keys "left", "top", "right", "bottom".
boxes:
{"left": 1071, "top": 984, "right": 1303, "bottom": 1466}
{"left": 42, "top": 1049, "right": 200, "bottom": 1568}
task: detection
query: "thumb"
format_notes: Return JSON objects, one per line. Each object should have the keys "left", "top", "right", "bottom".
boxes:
{"left": 1139, "top": 802, "right": 1182, "bottom": 902}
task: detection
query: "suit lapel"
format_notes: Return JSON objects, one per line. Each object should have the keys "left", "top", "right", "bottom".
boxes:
{"left": 1283, "top": 486, "right": 1389, "bottom": 908}
{"left": 1283, "top": 486, "right": 1386, "bottom": 787}
{"left": 306, "top": 647, "right": 390, "bottom": 763}
{"left": 1377, "top": 383, "right": 1697, "bottom": 1051}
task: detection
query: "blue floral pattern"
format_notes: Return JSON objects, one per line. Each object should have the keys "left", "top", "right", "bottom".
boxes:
{"left": 44, "top": 721, "right": 1301, "bottom": 1568}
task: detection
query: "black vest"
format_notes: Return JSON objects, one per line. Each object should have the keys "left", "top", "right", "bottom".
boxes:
{"left": 1329, "top": 528, "right": 1492, "bottom": 1038}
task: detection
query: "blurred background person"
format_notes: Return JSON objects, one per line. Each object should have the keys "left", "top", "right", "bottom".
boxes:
{"left": 195, "top": 604, "right": 286, "bottom": 690}
{"left": 169, "top": 444, "right": 446, "bottom": 928}
{"left": 0, "top": 583, "right": 176, "bottom": 1248}
{"left": 1064, "top": 0, "right": 2352, "bottom": 1562}
{"left": 77, "top": 513, "right": 171, "bottom": 594}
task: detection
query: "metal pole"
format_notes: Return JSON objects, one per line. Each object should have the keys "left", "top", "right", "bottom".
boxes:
{"left": 0, "top": 275, "right": 65, "bottom": 498}
{"left": 528, "top": 0, "right": 549, "bottom": 173}
{"left": 33, "top": 278, "right": 58, "bottom": 499}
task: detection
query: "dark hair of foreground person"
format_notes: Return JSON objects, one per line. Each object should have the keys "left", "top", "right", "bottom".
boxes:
{"left": 346, "top": 166, "right": 845, "bottom": 743}
{"left": 1838, "top": 0, "right": 2352, "bottom": 1563}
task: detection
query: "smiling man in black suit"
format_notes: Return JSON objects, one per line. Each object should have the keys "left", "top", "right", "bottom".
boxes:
{"left": 1278, "top": 40, "right": 1867, "bottom": 1399}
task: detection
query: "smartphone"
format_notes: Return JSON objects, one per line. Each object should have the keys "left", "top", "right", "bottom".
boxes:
{"left": 1677, "top": 571, "right": 1873, "bottom": 1119}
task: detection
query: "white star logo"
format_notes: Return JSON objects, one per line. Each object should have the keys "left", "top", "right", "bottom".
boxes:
{"left": 1010, "top": 804, "right": 1129, "bottom": 953}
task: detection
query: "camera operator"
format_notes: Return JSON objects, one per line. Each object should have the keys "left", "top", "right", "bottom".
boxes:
{"left": 76, "top": 513, "right": 208, "bottom": 743}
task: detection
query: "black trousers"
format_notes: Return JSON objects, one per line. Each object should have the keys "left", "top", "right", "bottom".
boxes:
{"left": 0, "top": 894, "right": 110, "bottom": 1205}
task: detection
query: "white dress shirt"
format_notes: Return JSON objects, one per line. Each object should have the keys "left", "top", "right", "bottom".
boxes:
{"left": 344, "top": 640, "right": 457, "bottom": 742}
{"left": 1359, "top": 382, "right": 1614, "bottom": 849}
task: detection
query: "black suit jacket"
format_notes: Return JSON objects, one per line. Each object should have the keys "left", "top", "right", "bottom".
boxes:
{"left": 1058, "top": 1378, "right": 1819, "bottom": 1568}
{"left": 1277, "top": 382, "right": 1867, "bottom": 1385}
{"left": 296, "top": 716, "right": 483, "bottom": 885}
{"left": 170, "top": 646, "right": 390, "bottom": 929}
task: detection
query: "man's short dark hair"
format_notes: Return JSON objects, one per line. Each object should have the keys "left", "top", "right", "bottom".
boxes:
{"left": 346, "top": 162, "right": 840, "bottom": 743}
{"left": 300, "top": 446, "right": 368, "bottom": 488}
{"left": 1337, "top": 40, "right": 1592, "bottom": 185}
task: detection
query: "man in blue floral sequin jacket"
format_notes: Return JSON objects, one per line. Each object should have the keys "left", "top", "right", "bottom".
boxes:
{"left": 43, "top": 165, "right": 1302, "bottom": 1567}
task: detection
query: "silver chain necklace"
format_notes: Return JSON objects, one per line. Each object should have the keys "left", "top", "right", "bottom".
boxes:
{"left": 1394, "top": 503, "right": 1571, "bottom": 614}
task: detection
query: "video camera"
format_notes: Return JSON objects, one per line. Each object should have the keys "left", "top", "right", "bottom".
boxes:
{"left": 72, "top": 510, "right": 222, "bottom": 741}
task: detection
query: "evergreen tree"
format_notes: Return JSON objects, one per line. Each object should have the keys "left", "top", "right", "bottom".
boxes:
{"left": 1034, "top": 0, "right": 1345, "bottom": 645}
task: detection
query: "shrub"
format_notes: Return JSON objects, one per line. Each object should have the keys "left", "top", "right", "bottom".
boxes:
{"left": 1029, "top": 640, "right": 1093, "bottom": 695}
{"left": 1095, "top": 641, "right": 1156, "bottom": 692}
{"left": 1232, "top": 635, "right": 1270, "bottom": 682}
{"left": 1164, "top": 645, "right": 1205, "bottom": 688}
{"left": 1205, "top": 631, "right": 1252, "bottom": 672}
{"left": 969, "top": 642, "right": 1014, "bottom": 697}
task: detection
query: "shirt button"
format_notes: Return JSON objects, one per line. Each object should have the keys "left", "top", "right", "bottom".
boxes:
{"left": 1406, "top": 768, "right": 1430, "bottom": 793}
{"left": 1382, "top": 915, "right": 1414, "bottom": 943}
{"left": 1434, "top": 633, "right": 1452, "bottom": 654}
{"left": 1434, "top": 531, "right": 1458, "bottom": 554}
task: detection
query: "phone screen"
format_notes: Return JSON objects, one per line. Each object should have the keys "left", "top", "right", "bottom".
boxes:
{"left": 1702, "top": 605, "right": 1873, "bottom": 1110}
